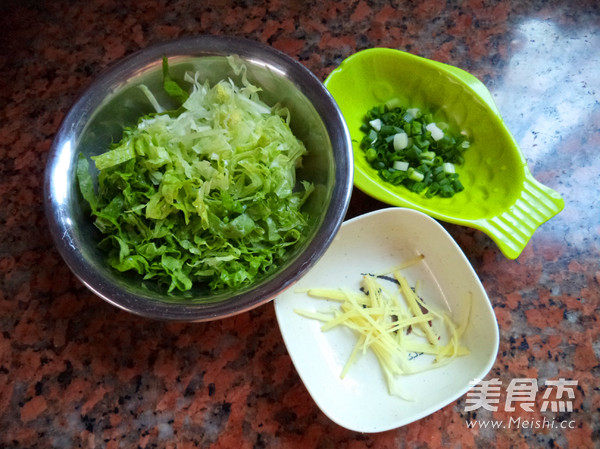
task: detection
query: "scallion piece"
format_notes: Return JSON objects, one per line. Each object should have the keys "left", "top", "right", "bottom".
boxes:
{"left": 369, "top": 118, "right": 382, "bottom": 131}
{"left": 393, "top": 160, "right": 409, "bottom": 171}
{"left": 393, "top": 132, "right": 408, "bottom": 151}
{"left": 407, "top": 168, "right": 424, "bottom": 182}
{"left": 425, "top": 123, "right": 444, "bottom": 141}
{"left": 443, "top": 162, "right": 456, "bottom": 174}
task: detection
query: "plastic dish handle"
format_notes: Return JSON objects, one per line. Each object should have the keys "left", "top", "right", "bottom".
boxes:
{"left": 471, "top": 170, "right": 564, "bottom": 259}
{"left": 430, "top": 60, "right": 565, "bottom": 259}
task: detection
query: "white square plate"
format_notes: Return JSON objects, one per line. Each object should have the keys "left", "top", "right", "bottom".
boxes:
{"left": 274, "top": 207, "right": 499, "bottom": 432}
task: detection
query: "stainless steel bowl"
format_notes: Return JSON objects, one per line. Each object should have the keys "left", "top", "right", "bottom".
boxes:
{"left": 44, "top": 36, "right": 353, "bottom": 321}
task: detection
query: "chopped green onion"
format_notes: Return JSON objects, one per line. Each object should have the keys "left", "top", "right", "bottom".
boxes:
{"left": 393, "top": 132, "right": 409, "bottom": 151}
{"left": 420, "top": 151, "right": 435, "bottom": 161}
{"left": 393, "top": 160, "right": 409, "bottom": 171}
{"left": 368, "top": 129, "right": 378, "bottom": 143}
{"left": 443, "top": 162, "right": 455, "bottom": 174}
{"left": 425, "top": 123, "right": 444, "bottom": 141}
{"left": 369, "top": 118, "right": 382, "bottom": 131}
{"left": 365, "top": 147, "right": 377, "bottom": 162}
{"left": 407, "top": 168, "right": 424, "bottom": 182}
{"left": 359, "top": 100, "right": 470, "bottom": 198}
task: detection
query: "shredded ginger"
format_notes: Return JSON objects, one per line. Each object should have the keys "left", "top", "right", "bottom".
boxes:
{"left": 294, "top": 254, "right": 470, "bottom": 398}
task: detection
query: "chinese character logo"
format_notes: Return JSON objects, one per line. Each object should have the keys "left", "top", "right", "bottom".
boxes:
{"left": 464, "top": 378, "right": 503, "bottom": 412}
{"left": 505, "top": 378, "right": 538, "bottom": 412}
{"left": 541, "top": 379, "right": 578, "bottom": 412}
{"left": 464, "top": 377, "right": 578, "bottom": 413}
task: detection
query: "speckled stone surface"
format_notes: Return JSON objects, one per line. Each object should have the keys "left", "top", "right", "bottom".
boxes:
{"left": 1, "top": 0, "right": 599, "bottom": 448}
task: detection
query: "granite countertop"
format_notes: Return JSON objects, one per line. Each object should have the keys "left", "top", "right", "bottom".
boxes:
{"left": 1, "top": 0, "right": 599, "bottom": 448}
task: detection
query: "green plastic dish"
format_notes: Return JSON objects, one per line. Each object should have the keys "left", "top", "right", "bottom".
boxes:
{"left": 324, "top": 48, "right": 564, "bottom": 259}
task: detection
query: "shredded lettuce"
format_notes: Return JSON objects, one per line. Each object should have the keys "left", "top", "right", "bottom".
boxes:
{"left": 77, "top": 59, "right": 314, "bottom": 293}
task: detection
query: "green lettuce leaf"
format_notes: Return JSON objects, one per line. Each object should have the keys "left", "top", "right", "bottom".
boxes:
{"left": 162, "top": 56, "right": 189, "bottom": 105}
{"left": 77, "top": 60, "right": 313, "bottom": 293}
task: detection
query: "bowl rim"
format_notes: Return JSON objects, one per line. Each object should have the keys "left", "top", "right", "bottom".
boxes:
{"left": 44, "top": 35, "right": 353, "bottom": 321}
